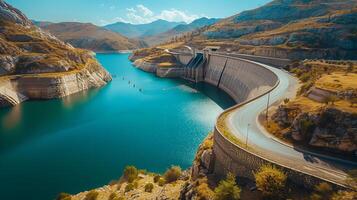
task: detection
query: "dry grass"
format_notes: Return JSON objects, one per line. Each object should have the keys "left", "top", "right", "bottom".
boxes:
{"left": 315, "top": 72, "right": 357, "bottom": 92}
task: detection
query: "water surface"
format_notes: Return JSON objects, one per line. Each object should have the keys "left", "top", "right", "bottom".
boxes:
{"left": 0, "top": 53, "right": 234, "bottom": 200}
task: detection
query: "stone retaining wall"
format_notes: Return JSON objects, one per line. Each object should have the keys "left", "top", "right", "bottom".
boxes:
{"left": 212, "top": 127, "right": 345, "bottom": 190}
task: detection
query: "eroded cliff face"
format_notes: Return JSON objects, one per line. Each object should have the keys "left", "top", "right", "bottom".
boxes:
{"left": 0, "top": 0, "right": 111, "bottom": 107}
{"left": 273, "top": 106, "right": 357, "bottom": 154}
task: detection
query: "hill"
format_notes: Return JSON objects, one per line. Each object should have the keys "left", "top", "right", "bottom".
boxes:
{"left": 104, "top": 19, "right": 185, "bottom": 38}
{"left": 38, "top": 22, "right": 147, "bottom": 52}
{"left": 0, "top": 0, "right": 111, "bottom": 106}
{"left": 142, "top": 17, "right": 220, "bottom": 46}
{"left": 172, "top": 0, "right": 357, "bottom": 60}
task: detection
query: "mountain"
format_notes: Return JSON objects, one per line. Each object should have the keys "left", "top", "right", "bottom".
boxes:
{"left": 171, "top": 17, "right": 220, "bottom": 33}
{"left": 38, "top": 22, "right": 147, "bottom": 52}
{"left": 104, "top": 19, "right": 185, "bottom": 38}
{"left": 141, "top": 17, "right": 220, "bottom": 46}
{"left": 177, "top": 0, "right": 357, "bottom": 60}
{"left": 0, "top": 0, "right": 111, "bottom": 106}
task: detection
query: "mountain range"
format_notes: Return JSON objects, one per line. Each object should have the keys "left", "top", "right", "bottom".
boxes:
{"left": 37, "top": 22, "right": 147, "bottom": 52}
{"left": 141, "top": 17, "right": 220, "bottom": 46}
{"left": 104, "top": 19, "right": 185, "bottom": 38}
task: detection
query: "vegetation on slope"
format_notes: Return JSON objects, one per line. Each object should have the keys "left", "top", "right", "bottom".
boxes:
{"left": 267, "top": 59, "right": 357, "bottom": 156}
{"left": 0, "top": 1, "right": 107, "bottom": 76}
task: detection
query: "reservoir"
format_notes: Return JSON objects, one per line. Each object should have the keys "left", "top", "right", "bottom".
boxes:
{"left": 0, "top": 53, "right": 235, "bottom": 200}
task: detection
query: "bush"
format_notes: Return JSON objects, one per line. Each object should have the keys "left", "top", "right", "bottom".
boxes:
{"left": 56, "top": 193, "right": 72, "bottom": 200}
{"left": 125, "top": 183, "right": 135, "bottom": 192}
{"left": 299, "top": 72, "right": 312, "bottom": 82}
{"left": 164, "top": 166, "right": 182, "bottom": 183}
{"left": 254, "top": 164, "right": 287, "bottom": 199}
{"left": 84, "top": 190, "right": 99, "bottom": 200}
{"left": 331, "top": 190, "right": 357, "bottom": 200}
{"left": 145, "top": 183, "right": 154, "bottom": 192}
{"left": 108, "top": 192, "right": 123, "bottom": 200}
{"left": 158, "top": 178, "right": 166, "bottom": 186}
{"left": 283, "top": 98, "right": 290, "bottom": 104}
{"left": 214, "top": 173, "right": 241, "bottom": 200}
{"left": 311, "top": 182, "right": 333, "bottom": 200}
{"left": 133, "top": 180, "right": 139, "bottom": 189}
{"left": 196, "top": 178, "right": 215, "bottom": 200}
{"left": 300, "top": 118, "right": 315, "bottom": 140}
{"left": 153, "top": 175, "right": 161, "bottom": 183}
{"left": 123, "top": 166, "right": 138, "bottom": 183}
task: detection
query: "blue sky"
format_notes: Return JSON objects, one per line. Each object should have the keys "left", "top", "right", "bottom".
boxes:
{"left": 7, "top": 0, "right": 271, "bottom": 25}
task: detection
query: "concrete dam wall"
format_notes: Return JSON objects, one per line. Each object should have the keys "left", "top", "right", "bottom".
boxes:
{"left": 204, "top": 54, "right": 277, "bottom": 103}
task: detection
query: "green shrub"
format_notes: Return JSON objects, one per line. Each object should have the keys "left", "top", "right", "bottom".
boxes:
{"left": 164, "top": 166, "right": 182, "bottom": 183}
{"left": 299, "top": 72, "right": 311, "bottom": 82}
{"left": 214, "top": 173, "right": 241, "bottom": 200}
{"left": 300, "top": 118, "right": 315, "bottom": 140}
{"left": 123, "top": 166, "right": 138, "bottom": 183}
{"left": 158, "top": 178, "right": 166, "bottom": 186}
{"left": 153, "top": 175, "right": 161, "bottom": 183}
{"left": 283, "top": 98, "right": 290, "bottom": 104}
{"left": 254, "top": 165, "right": 287, "bottom": 199}
{"left": 109, "top": 192, "right": 122, "bottom": 200}
{"left": 84, "top": 190, "right": 99, "bottom": 200}
{"left": 298, "top": 81, "right": 313, "bottom": 95}
{"left": 125, "top": 183, "right": 135, "bottom": 193}
{"left": 144, "top": 183, "right": 154, "bottom": 192}
{"left": 56, "top": 193, "right": 72, "bottom": 200}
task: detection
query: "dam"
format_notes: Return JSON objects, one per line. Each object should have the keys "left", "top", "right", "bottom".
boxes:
{"left": 170, "top": 49, "right": 356, "bottom": 190}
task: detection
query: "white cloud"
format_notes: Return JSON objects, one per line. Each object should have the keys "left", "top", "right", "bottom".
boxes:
{"left": 115, "top": 4, "right": 201, "bottom": 24}
{"left": 137, "top": 4, "right": 153, "bottom": 17}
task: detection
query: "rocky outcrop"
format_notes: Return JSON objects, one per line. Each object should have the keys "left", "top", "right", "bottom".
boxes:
{"left": 0, "top": 1, "right": 31, "bottom": 26}
{"left": 0, "top": 1, "right": 111, "bottom": 107}
{"left": 132, "top": 59, "right": 157, "bottom": 73}
{"left": 275, "top": 107, "right": 357, "bottom": 154}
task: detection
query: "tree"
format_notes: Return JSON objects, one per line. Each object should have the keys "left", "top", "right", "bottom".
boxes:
{"left": 214, "top": 173, "right": 241, "bottom": 200}
{"left": 254, "top": 164, "right": 287, "bottom": 199}
{"left": 123, "top": 166, "right": 138, "bottom": 183}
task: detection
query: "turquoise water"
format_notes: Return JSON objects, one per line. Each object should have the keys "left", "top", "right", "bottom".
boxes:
{"left": 0, "top": 53, "right": 235, "bottom": 200}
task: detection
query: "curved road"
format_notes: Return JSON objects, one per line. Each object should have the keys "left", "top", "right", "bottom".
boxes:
{"left": 226, "top": 60, "right": 357, "bottom": 187}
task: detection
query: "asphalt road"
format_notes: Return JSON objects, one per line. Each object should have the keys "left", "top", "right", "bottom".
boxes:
{"left": 226, "top": 60, "right": 357, "bottom": 187}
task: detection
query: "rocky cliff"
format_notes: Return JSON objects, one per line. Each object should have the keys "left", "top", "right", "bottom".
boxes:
{"left": 0, "top": 0, "right": 111, "bottom": 107}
